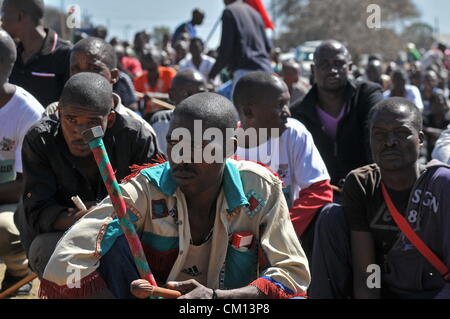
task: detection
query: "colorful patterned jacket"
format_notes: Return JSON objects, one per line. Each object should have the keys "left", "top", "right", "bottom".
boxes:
{"left": 40, "top": 159, "right": 310, "bottom": 298}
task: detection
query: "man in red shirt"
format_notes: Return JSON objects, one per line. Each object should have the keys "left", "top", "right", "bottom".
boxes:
{"left": 133, "top": 50, "right": 176, "bottom": 116}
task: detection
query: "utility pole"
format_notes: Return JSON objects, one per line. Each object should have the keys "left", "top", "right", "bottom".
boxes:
{"left": 124, "top": 24, "right": 131, "bottom": 41}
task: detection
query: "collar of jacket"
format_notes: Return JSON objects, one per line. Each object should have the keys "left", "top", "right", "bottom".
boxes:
{"left": 17, "top": 28, "right": 59, "bottom": 57}
{"left": 296, "top": 79, "right": 357, "bottom": 121}
{"left": 139, "top": 160, "right": 249, "bottom": 212}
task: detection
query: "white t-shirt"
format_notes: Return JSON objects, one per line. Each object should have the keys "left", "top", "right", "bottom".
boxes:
{"left": 0, "top": 86, "right": 44, "bottom": 183}
{"left": 383, "top": 84, "right": 424, "bottom": 112}
{"left": 178, "top": 53, "right": 219, "bottom": 84}
{"left": 235, "top": 118, "right": 330, "bottom": 207}
{"left": 432, "top": 124, "right": 450, "bottom": 165}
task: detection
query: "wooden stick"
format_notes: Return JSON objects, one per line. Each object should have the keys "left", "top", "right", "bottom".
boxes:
{"left": 0, "top": 273, "right": 38, "bottom": 299}
{"left": 135, "top": 92, "right": 175, "bottom": 110}
{"left": 151, "top": 98, "right": 175, "bottom": 110}
{"left": 130, "top": 279, "right": 182, "bottom": 299}
{"left": 331, "top": 185, "right": 343, "bottom": 193}
{"left": 135, "top": 91, "right": 169, "bottom": 100}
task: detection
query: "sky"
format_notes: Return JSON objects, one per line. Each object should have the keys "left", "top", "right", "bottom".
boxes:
{"left": 44, "top": 0, "right": 450, "bottom": 49}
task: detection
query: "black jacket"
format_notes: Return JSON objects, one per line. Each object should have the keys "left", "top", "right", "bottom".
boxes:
{"left": 20, "top": 113, "right": 162, "bottom": 237}
{"left": 209, "top": 1, "right": 272, "bottom": 78}
{"left": 290, "top": 80, "right": 384, "bottom": 186}
{"left": 10, "top": 29, "right": 72, "bottom": 107}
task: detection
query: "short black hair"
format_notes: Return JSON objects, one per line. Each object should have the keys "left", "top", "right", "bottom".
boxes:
{"left": 233, "top": 71, "right": 284, "bottom": 109}
{"left": 171, "top": 69, "right": 206, "bottom": 90}
{"left": 391, "top": 68, "right": 408, "bottom": 80}
{"left": 190, "top": 37, "right": 204, "bottom": 48}
{"left": 173, "top": 92, "right": 238, "bottom": 134}
{"left": 59, "top": 72, "right": 113, "bottom": 116}
{"left": 141, "top": 49, "right": 163, "bottom": 66}
{"left": 368, "top": 97, "right": 423, "bottom": 132}
{"left": 7, "top": 0, "right": 44, "bottom": 24}
{"left": 314, "top": 40, "right": 352, "bottom": 63}
{"left": 72, "top": 37, "right": 117, "bottom": 70}
{"left": 0, "top": 29, "right": 17, "bottom": 81}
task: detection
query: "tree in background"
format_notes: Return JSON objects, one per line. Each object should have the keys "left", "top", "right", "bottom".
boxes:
{"left": 273, "top": 0, "right": 428, "bottom": 61}
{"left": 402, "top": 22, "right": 436, "bottom": 51}
{"left": 152, "top": 26, "right": 171, "bottom": 48}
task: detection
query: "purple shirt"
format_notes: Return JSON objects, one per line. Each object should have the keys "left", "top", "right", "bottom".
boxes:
{"left": 316, "top": 104, "right": 347, "bottom": 140}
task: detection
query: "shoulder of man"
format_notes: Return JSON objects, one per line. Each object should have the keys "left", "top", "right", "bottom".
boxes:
{"left": 423, "top": 160, "right": 450, "bottom": 182}
{"left": 231, "top": 157, "right": 283, "bottom": 188}
{"left": 111, "top": 111, "right": 148, "bottom": 135}
{"left": 351, "top": 79, "right": 383, "bottom": 97}
{"left": 289, "top": 85, "right": 318, "bottom": 119}
{"left": 23, "top": 116, "right": 58, "bottom": 143}
{"left": 149, "top": 109, "right": 173, "bottom": 125}
{"left": 13, "top": 86, "right": 45, "bottom": 114}
{"left": 344, "top": 163, "right": 381, "bottom": 192}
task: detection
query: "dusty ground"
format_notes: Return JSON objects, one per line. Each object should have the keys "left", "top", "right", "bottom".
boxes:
{"left": 0, "top": 262, "right": 40, "bottom": 299}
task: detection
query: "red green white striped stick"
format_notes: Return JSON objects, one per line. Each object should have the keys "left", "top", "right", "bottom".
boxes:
{"left": 82, "top": 126, "right": 157, "bottom": 286}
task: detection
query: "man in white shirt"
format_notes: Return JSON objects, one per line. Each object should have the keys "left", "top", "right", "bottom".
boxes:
{"left": 0, "top": 30, "right": 44, "bottom": 296}
{"left": 383, "top": 69, "right": 424, "bottom": 112}
{"left": 233, "top": 71, "right": 333, "bottom": 258}
{"left": 179, "top": 38, "right": 219, "bottom": 86}
{"left": 432, "top": 124, "right": 450, "bottom": 164}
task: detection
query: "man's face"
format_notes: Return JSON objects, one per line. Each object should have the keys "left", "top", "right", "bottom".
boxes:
{"left": 370, "top": 107, "right": 423, "bottom": 172}
{"left": 241, "top": 80, "right": 291, "bottom": 135}
{"left": 70, "top": 51, "right": 114, "bottom": 83}
{"left": 59, "top": 104, "right": 112, "bottom": 157}
{"left": 366, "top": 62, "right": 382, "bottom": 83}
{"left": 192, "top": 12, "right": 204, "bottom": 25}
{"left": 281, "top": 66, "right": 299, "bottom": 86}
{"left": 1, "top": 1, "right": 21, "bottom": 38}
{"left": 142, "top": 56, "right": 159, "bottom": 74}
{"left": 166, "top": 117, "right": 226, "bottom": 195}
{"left": 423, "top": 71, "right": 438, "bottom": 90}
{"left": 313, "top": 48, "right": 350, "bottom": 92}
{"left": 190, "top": 40, "right": 203, "bottom": 57}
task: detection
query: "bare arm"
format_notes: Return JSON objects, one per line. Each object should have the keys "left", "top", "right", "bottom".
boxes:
{"left": 351, "top": 230, "right": 380, "bottom": 299}
{"left": 164, "top": 280, "right": 266, "bottom": 299}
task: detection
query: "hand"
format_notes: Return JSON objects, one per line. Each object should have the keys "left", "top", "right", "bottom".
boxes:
{"left": 143, "top": 93, "right": 153, "bottom": 105}
{"left": 166, "top": 279, "right": 214, "bottom": 299}
{"left": 53, "top": 207, "right": 90, "bottom": 231}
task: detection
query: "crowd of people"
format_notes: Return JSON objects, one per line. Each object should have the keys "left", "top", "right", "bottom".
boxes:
{"left": 0, "top": 0, "right": 449, "bottom": 299}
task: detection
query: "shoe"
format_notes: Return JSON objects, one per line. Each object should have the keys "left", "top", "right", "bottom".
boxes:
{"left": 0, "top": 272, "right": 33, "bottom": 297}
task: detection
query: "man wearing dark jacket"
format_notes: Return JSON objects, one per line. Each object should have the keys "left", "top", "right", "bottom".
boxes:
{"left": 290, "top": 40, "right": 384, "bottom": 190}
{"left": 17, "top": 73, "right": 162, "bottom": 278}
{"left": 209, "top": 0, "right": 272, "bottom": 90}
{"left": 1, "top": 0, "right": 72, "bottom": 107}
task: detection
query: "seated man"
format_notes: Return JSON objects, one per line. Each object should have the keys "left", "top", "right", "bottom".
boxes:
{"left": 149, "top": 69, "right": 207, "bottom": 154}
{"left": 432, "top": 124, "right": 450, "bottom": 165}
{"left": 179, "top": 38, "right": 219, "bottom": 86}
{"left": 290, "top": 40, "right": 384, "bottom": 195}
{"left": 309, "top": 97, "right": 450, "bottom": 299}
{"left": 18, "top": 73, "right": 162, "bottom": 278}
{"left": 384, "top": 69, "right": 424, "bottom": 112}
{"left": 133, "top": 50, "right": 176, "bottom": 117}
{"left": 39, "top": 92, "right": 310, "bottom": 299}
{"left": 0, "top": 29, "right": 44, "bottom": 296}
{"left": 233, "top": 71, "right": 332, "bottom": 258}
{"left": 281, "top": 60, "right": 310, "bottom": 105}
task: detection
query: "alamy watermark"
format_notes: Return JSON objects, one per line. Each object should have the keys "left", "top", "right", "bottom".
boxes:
{"left": 66, "top": 4, "right": 81, "bottom": 29}
{"left": 367, "top": 4, "right": 381, "bottom": 29}
{"left": 366, "top": 264, "right": 381, "bottom": 289}
{"left": 168, "top": 120, "right": 281, "bottom": 166}
{"left": 66, "top": 265, "right": 81, "bottom": 288}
